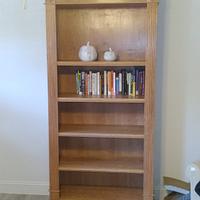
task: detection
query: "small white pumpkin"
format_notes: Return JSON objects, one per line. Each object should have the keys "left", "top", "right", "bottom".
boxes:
{"left": 79, "top": 41, "right": 97, "bottom": 61}
{"left": 104, "top": 48, "right": 117, "bottom": 61}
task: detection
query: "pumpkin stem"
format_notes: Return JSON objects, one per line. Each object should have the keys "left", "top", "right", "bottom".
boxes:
{"left": 109, "top": 48, "right": 112, "bottom": 52}
{"left": 87, "top": 41, "right": 90, "bottom": 46}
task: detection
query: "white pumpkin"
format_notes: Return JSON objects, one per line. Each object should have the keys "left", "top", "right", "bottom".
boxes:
{"left": 79, "top": 42, "right": 97, "bottom": 61}
{"left": 104, "top": 48, "right": 117, "bottom": 61}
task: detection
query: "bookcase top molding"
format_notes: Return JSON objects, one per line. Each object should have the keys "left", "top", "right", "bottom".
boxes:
{"left": 46, "top": 0, "right": 159, "bottom": 5}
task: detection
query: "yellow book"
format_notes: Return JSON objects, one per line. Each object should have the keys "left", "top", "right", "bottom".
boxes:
{"left": 131, "top": 81, "right": 136, "bottom": 97}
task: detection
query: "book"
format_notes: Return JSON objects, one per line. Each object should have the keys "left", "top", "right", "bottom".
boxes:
{"left": 103, "top": 71, "right": 107, "bottom": 96}
{"left": 119, "top": 72, "right": 122, "bottom": 94}
{"left": 112, "top": 71, "right": 116, "bottom": 96}
{"left": 80, "top": 71, "right": 85, "bottom": 95}
{"left": 97, "top": 72, "right": 100, "bottom": 96}
{"left": 108, "top": 71, "right": 112, "bottom": 96}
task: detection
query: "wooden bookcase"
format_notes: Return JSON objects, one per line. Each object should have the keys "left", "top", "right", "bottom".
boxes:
{"left": 46, "top": 0, "right": 158, "bottom": 200}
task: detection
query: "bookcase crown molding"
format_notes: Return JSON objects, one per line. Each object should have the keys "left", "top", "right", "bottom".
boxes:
{"left": 46, "top": 0, "right": 159, "bottom": 5}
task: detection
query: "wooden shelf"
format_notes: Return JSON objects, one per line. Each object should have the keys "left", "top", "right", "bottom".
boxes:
{"left": 60, "top": 185, "right": 143, "bottom": 200}
{"left": 59, "top": 157, "right": 144, "bottom": 174}
{"left": 59, "top": 124, "right": 144, "bottom": 139}
{"left": 56, "top": 0, "right": 149, "bottom": 6}
{"left": 58, "top": 94, "right": 145, "bottom": 104}
{"left": 57, "top": 61, "right": 145, "bottom": 67}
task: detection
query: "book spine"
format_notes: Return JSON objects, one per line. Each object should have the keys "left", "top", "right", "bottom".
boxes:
{"left": 135, "top": 69, "right": 139, "bottom": 96}
{"left": 97, "top": 72, "right": 100, "bottom": 96}
{"left": 94, "top": 73, "right": 97, "bottom": 96}
{"left": 89, "top": 71, "right": 92, "bottom": 95}
{"left": 104, "top": 71, "right": 107, "bottom": 96}
{"left": 101, "top": 72, "right": 104, "bottom": 95}
{"left": 116, "top": 77, "right": 119, "bottom": 95}
{"left": 142, "top": 70, "right": 145, "bottom": 96}
{"left": 78, "top": 70, "right": 81, "bottom": 95}
{"left": 80, "top": 71, "right": 85, "bottom": 95}
{"left": 131, "top": 81, "right": 136, "bottom": 97}
{"left": 139, "top": 71, "right": 143, "bottom": 96}
{"left": 92, "top": 73, "right": 95, "bottom": 96}
{"left": 127, "top": 72, "right": 132, "bottom": 96}
{"left": 119, "top": 72, "right": 122, "bottom": 94}
{"left": 112, "top": 71, "right": 116, "bottom": 96}
{"left": 122, "top": 70, "right": 127, "bottom": 95}
{"left": 108, "top": 71, "right": 112, "bottom": 96}
{"left": 131, "top": 70, "right": 136, "bottom": 97}
{"left": 85, "top": 72, "right": 89, "bottom": 96}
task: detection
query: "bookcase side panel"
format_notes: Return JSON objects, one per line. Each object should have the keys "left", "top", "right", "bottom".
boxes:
{"left": 46, "top": 1, "right": 59, "bottom": 199}
{"left": 144, "top": 2, "right": 158, "bottom": 200}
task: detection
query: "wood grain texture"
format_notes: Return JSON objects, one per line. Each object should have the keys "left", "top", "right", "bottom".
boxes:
{"left": 58, "top": 94, "right": 145, "bottom": 104}
{"left": 56, "top": 0, "right": 147, "bottom": 5}
{"left": 59, "top": 137, "right": 144, "bottom": 160}
{"left": 59, "top": 124, "right": 144, "bottom": 139}
{"left": 143, "top": 2, "right": 157, "bottom": 200}
{"left": 56, "top": 7, "right": 147, "bottom": 61}
{"left": 59, "top": 103, "right": 144, "bottom": 126}
{"left": 60, "top": 185, "right": 143, "bottom": 200}
{"left": 47, "top": 0, "right": 159, "bottom": 5}
{"left": 60, "top": 172, "right": 143, "bottom": 187}
{"left": 46, "top": 1, "right": 59, "bottom": 199}
{"left": 59, "top": 157, "right": 144, "bottom": 174}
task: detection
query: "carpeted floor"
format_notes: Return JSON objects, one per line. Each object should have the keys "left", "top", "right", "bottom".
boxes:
{"left": 0, "top": 194, "right": 49, "bottom": 200}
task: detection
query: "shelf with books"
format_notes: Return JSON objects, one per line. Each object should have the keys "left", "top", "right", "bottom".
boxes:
{"left": 58, "top": 68, "right": 145, "bottom": 102}
{"left": 59, "top": 157, "right": 144, "bottom": 174}
{"left": 57, "top": 61, "right": 146, "bottom": 67}
{"left": 60, "top": 185, "right": 143, "bottom": 200}
{"left": 59, "top": 124, "right": 144, "bottom": 139}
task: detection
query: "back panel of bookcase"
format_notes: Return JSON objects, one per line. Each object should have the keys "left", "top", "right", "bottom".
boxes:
{"left": 56, "top": 6, "right": 147, "bottom": 61}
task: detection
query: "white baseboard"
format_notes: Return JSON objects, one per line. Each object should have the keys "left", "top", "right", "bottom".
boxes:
{"left": 0, "top": 180, "right": 49, "bottom": 195}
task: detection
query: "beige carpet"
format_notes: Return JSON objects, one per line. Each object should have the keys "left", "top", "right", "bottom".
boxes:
{"left": 0, "top": 194, "right": 49, "bottom": 200}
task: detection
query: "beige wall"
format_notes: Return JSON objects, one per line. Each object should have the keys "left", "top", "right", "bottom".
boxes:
{"left": 0, "top": 0, "right": 48, "bottom": 194}
{"left": 155, "top": 0, "right": 200, "bottom": 197}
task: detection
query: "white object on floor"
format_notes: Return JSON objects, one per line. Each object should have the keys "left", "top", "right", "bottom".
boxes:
{"left": 186, "top": 161, "right": 200, "bottom": 200}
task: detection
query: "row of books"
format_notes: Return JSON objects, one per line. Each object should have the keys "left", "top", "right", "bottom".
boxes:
{"left": 75, "top": 69, "right": 145, "bottom": 97}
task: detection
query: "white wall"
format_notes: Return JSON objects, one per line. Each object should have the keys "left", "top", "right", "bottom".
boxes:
{"left": 155, "top": 0, "right": 200, "bottom": 198}
{"left": 0, "top": 0, "right": 48, "bottom": 195}
{"left": 0, "top": 0, "right": 200, "bottom": 197}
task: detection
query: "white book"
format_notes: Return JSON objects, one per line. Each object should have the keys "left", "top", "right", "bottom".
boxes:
{"left": 119, "top": 72, "right": 122, "bottom": 93}
{"left": 127, "top": 73, "right": 132, "bottom": 96}
{"left": 97, "top": 72, "right": 100, "bottom": 96}
{"left": 94, "top": 73, "right": 97, "bottom": 96}
{"left": 104, "top": 71, "right": 107, "bottom": 96}
{"left": 92, "top": 73, "right": 96, "bottom": 96}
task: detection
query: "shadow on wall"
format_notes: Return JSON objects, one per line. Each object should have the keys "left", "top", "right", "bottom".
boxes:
{"left": 154, "top": 0, "right": 166, "bottom": 197}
